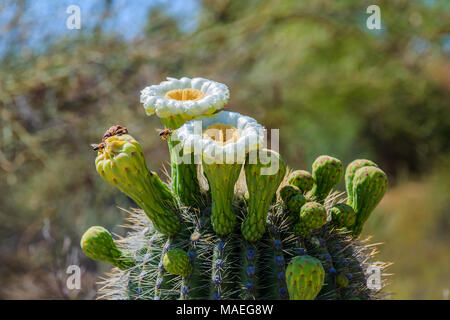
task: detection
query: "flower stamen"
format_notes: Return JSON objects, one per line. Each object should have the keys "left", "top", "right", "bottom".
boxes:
{"left": 165, "top": 88, "right": 205, "bottom": 101}
{"left": 203, "top": 124, "right": 240, "bottom": 146}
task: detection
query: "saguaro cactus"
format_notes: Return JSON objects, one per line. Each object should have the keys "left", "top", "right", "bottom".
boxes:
{"left": 81, "top": 77, "right": 389, "bottom": 300}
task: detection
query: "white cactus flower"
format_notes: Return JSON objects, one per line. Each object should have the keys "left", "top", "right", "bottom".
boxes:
{"left": 174, "top": 111, "right": 265, "bottom": 164}
{"left": 140, "top": 77, "right": 230, "bottom": 120}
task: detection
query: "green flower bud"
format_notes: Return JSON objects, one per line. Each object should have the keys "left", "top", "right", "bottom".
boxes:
{"left": 330, "top": 203, "right": 356, "bottom": 228}
{"left": 95, "top": 127, "right": 180, "bottom": 236}
{"left": 287, "top": 194, "right": 307, "bottom": 222}
{"left": 310, "top": 155, "right": 343, "bottom": 202}
{"left": 345, "top": 159, "right": 378, "bottom": 206}
{"left": 280, "top": 185, "right": 301, "bottom": 203}
{"left": 336, "top": 273, "right": 349, "bottom": 288}
{"left": 80, "top": 226, "right": 133, "bottom": 270}
{"left": 289, "top": 170, "right": 314, "bottom": 193}
{"left": 300, "top": 202, "right": 327, "bottom": 230}
{"left": 350, "top": 166, "right": 388, "bottom": 236}
{"left": 286, "top": 255, "right": 325, "bottom": 300}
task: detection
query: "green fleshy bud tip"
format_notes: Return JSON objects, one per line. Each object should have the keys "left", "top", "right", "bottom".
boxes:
{"left": 163, "top": 248, "right": 192, "bottom": 277}
{"left": 80, "top": 226, "right": 133, "bottom": 270}
{"left": 286, "top": 255, "right": 325, "bottom": 300}
{"left": 336, "top": 273, "right": 349, "bottom": 288}
{"left": 311, "top": 155, "right": 343, "bottom": 202}
{"left": 289, "top": 170, "right": 314, "bottom": 193}
{"left": 280, "top": 185, "right": 301, "bottom": 203}
{"left": 300, "top": 201, "right": 327, "bottom": 230}
{"left": 330, "top": 203, "right": 356, "bottom": 228}
{"left": 287, "top": 194, "right": 307, "bottom": 214}
{"left": 345, "top": 159, "right": 378, "bottom": 206}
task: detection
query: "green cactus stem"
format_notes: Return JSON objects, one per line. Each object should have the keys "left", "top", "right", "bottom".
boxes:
{"left": 310, "top": 155, "right": 344, "bottom": 202}
{"left": 80, "top": 226, "right": 134, "bottom": 270}
{"left": 94, "top": 127, "right": 181, "bottom": 236}
{"left": 289, "top": 170, "right": 314, "bottom": 194}
{"left": 285, "top": 255, "right": 325, "bottom": 300}
{"left": 330, "top": 203, "right": 356, "bottom": 229}
{"left": 203, "top": 162, "right": 242, "bottom": 235}
{"left": 161, "top": 117, "right": 202, "bottom": 207}
{"left": 345, "top": 159, "right": 378, "bottom": 206}
{"left": 241, "top": 149, "right": 286, "bottom": 242}
{"left": 350, "top": 166, "right": 388, "bottom": 237}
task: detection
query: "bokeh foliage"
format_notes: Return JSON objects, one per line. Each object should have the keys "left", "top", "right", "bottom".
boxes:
{"left": 0, "top": 0, "right": 449, "bottom": 299}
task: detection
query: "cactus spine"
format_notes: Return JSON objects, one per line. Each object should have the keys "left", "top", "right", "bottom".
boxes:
{"left": 161, "top": 116, "right": 202, "bottom": 207}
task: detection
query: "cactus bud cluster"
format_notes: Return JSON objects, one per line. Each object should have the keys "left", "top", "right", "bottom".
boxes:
{"left": 81, "top": 79, "right": 389, "bottom": 300}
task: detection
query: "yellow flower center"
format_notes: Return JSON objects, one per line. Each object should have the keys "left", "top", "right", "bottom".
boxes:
{"left": 202, "top": 124, "right": 240, "bottom": 146}
{"left": 165, "top": 88, "right": 205, "bottom": 101}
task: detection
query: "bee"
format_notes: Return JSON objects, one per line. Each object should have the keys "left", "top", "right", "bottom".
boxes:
{"left": 91, "top": 143, "right": 105, "bottom": 151}
{"left": 158, "top": 128, "right": 173, "bottom": 140}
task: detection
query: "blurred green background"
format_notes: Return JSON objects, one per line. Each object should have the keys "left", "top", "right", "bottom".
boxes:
{"left": 0, "top": 0, "right": 449, "bottom": 299}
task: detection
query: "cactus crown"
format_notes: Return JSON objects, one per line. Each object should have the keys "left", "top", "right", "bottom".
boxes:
{"left": 81, "top": 78, "right": 389, "bottom": 300}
